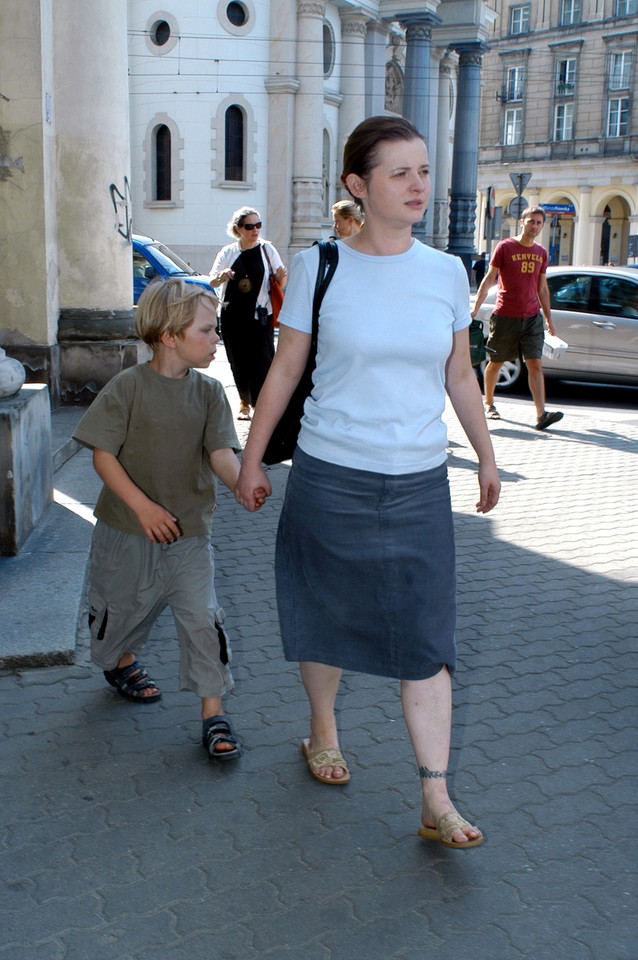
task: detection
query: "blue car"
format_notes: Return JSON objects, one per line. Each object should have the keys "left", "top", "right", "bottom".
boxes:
{"left": 132, "top": 234, "right": 212, "bottom": 304}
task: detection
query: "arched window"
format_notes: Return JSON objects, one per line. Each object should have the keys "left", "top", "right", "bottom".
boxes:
{"left": 225, "top": 106, "right": 244, "bottom": 181}
{"left": 155, "top": 124, "right": 171, "bottom": 200}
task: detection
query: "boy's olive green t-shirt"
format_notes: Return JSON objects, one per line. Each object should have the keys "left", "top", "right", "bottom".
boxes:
{"left": 74, "top": 363, "right": 240, "bottom": 538}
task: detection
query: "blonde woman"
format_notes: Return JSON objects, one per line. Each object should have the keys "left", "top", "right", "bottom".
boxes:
{"left": 210, "top": 207, "right": 287, "bottom": 420}
{"left": 331, "top": 199, "right": 364, "bottom": 238}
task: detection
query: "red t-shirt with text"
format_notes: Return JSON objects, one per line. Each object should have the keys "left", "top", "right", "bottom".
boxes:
{"left": 491, "top": 238, "right": 548, "bottom": 317}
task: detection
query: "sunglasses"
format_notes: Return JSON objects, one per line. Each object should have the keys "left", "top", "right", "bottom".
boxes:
{"left": 241, "top": 221, "right": 262, "bottom": 231}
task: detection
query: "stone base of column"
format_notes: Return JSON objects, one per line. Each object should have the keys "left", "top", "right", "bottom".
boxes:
{"left": 291, "top": 178, "right": 325, "bottom": 249}
{"left": 0, "top": 384, "right": 52, "bottom": 555}
{"left": 447, "top": 194, "right": 477, "bottom": 278}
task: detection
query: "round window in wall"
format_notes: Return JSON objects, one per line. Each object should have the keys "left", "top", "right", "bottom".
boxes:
{"left": 323, "top": 22, "right": 335, "bottom": 77}
{"left": 226, "top": 1, "right": 247, "bottom": 26}
{"left": 150, "top": 19, "right": 171, "bottom": 46}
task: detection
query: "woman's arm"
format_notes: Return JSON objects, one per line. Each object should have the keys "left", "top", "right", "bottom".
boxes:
{"left": 445, "top": 331, "right": 501, "bottom": 514}
{"left": 93, "top": 449, "right": 182, "bottom": 543}
{"left": 235, "top": 325, "right": 312, "bottom": 512}
{"left": 209, "top": 244, "right": 236, "bottom": 288}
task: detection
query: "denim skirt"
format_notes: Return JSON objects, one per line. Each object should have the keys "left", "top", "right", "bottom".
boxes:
{"left": 275, "top": 449, "right": 456, "bottom": 681}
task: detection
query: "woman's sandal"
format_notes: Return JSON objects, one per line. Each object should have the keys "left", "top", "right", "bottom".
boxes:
{"left": 103, "top": 660, "right": 162, "bottom": 703}
{"left": 486, "top": 404, "right": 501, "bottom": 420}
{"left": 202, "top": 715, "right": 243, "bottom": 761}
{"left": 301, "top": 739, "right": 351, "bottom": 785}
{"left": 418, "top": 811, "right": 484, "bottom": 849}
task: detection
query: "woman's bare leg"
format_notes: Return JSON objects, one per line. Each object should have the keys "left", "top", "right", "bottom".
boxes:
{"left": 401, "top": 668, "right": 481, "bottom": 844}
{"left": 299, "top": 661, "right": 347, "bottom": 781}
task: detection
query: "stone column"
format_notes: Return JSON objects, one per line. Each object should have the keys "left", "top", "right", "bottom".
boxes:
{"left": 338, "top": 12, "right": 369, "bottom": 166}
{"left": 365, "top": 21, "right": 389, "bottom": 117}
{"left": 290, "top": 0, "right": 326, "bottom": 253}
{"left": 266, "top": 0, "right": 300, "bottom": 257}
{"left": 447, "top": 43, "right": 487, "bottom": 279}
{"left": 572, "top": 187, "right": 593, "bottom": 266}
{"left": 433, "top": 53, "right": 454, "bottom": 250}
{"left": 0, "top": 0, "right": 59, "bottom": 393}
{"left": 266, "top": 78, "right": 301, "bottom": 257}
{"left": 55, "top": 0, "right": 131, "bottom": 315}
{"left": 399, "top": 13, "right": 441, "bottom": 242}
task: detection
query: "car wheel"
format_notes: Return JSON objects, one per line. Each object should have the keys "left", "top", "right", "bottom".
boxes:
{"left": 479, "top": 356, "right": 527, "bottom": 392}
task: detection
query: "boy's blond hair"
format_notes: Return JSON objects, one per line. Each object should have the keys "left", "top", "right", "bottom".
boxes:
{"left": 135, "top": 278, "right": 218, "bottom": 349}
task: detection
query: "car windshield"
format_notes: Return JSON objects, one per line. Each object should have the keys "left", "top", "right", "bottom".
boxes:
{"left": 147, "top": 243, "right": 196, "bottom": 276}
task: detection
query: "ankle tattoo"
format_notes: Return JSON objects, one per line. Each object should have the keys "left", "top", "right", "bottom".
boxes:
{"left": 419, "top": 765, "right": 447, "bottom": 780}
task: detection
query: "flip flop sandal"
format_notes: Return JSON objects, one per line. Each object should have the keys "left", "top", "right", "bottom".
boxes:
{"left": 486, "top": 405, "right": 501, "bottom": 420}
{"left": 418, "top": 811, "right": 484, "bottom": 849}
{"left": 104, "top": 660, "right": 162, "bottom": 703}
{"left": 301, "top": 739, "right": 351, "bottom": 785}
{"left": 202, "top": 715, "right": 243, "bottom": 761}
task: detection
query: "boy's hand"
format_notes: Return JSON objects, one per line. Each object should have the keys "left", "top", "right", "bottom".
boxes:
{"left": 236, "top": 465, "right": 272, "bottom": 512}
{"left": 135, "top": 501, "right": 182, "bottom": 543}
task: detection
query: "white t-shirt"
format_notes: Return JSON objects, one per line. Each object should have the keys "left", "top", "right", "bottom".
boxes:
{"left": 278, "top": 239, "right": 471, "bottom": 475}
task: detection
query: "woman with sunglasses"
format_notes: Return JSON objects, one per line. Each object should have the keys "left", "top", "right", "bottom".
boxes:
{"left": 210, "top": 207, "right": 287, "bottom": 420}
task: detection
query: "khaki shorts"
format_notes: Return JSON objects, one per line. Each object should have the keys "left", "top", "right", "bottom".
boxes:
{"left": 87, "top": 523, "right": 233, "bottom": 698}
{"left": 486, "top": 312, "right": 544, "bottom": 362}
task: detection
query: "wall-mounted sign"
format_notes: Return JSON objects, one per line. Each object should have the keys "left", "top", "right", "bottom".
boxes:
{"left": 541, "top": 203, "right": 575, "bottom": 217}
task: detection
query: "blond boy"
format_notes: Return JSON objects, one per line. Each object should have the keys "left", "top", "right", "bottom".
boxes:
{"left": 74, "top": 278, "right": 259, "bottom": 760}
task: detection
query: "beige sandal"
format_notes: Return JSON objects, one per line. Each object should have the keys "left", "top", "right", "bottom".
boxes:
{"left": 418, "top": 811, "right": 484, "bottom": 849}
{"left": 301, "top": 739, "right": 351, "bottom": 785}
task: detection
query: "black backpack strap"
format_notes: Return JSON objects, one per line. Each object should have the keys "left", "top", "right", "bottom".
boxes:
{"left": 311, "top": 241, "right": 339, "bottom": 344}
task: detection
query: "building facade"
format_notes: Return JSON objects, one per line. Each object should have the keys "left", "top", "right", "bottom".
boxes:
{"left": 128, "top": 0, "right": 497, "bottom": 274}
{"left": 476, "top": 0, "right": 638, "bottom": 267}
{"left": 1, "top": 0, "right": 496, "bottom": 401}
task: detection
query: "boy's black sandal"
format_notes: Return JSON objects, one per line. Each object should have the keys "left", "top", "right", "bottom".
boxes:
{"left": 104, "top": 660, "right": 162, "bottom": 703}
{"left": 202, "top": 715, "right": 242, "bottom": 761}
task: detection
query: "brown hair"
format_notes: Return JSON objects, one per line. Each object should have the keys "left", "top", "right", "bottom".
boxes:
{"left": 521, "top": 205, "right": 547, "bottom": 224}
{"left": 136, "top": 278, "right": 218, "bottom": 350}
{"left": 340, "top": 116, "right": 425, "bottom": 207}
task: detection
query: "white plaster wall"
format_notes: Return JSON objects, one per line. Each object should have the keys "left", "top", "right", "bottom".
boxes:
{"left": 129, "top": 0, "right": 273, "bottom": 272}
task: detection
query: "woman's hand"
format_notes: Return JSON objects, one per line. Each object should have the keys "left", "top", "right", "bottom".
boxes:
{"left": 476, "top": 462, "right": 501, "bottom": 514}
{"left": 236, "top": 464, "right": 272, "bottom": 512}
{"left": 275, "top": 265, "right": 287, "bottom": 284}
{"left": 211, "top": 267, "right": 234, "bottom": 287}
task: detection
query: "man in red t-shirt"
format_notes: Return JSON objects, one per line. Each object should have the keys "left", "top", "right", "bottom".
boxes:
{"left": 471, "top": 206, "right": 563, "bottom": 431}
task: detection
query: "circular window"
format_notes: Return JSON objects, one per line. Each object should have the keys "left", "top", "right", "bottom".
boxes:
{"left": 323, "top": 22, "right": 335, "bottom": 78}
{"left": 227, "top": 2, "right": 247, "bottom": 26}
{"left": 150, "top": 20, "right": 171, "bottom": 46}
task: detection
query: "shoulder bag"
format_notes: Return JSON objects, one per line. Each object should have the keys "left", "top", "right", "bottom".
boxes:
{"left": 262, "top": 244, "right": 285, "bottom": 326}
{"left": 262, "top": 240, "right": 339, "bottom": 465}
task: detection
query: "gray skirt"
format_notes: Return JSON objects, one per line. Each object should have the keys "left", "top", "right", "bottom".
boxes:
{"left": 275, "top": 448, "right": 456, "bottom": 681}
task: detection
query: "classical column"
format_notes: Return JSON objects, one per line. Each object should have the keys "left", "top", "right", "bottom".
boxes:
{"left": 290, "top": 0, "right": 326, "bottom": 252}
{"left": 364, "top": 21, "right": 389, "bottom": 116}
{"left": 572, "top": 187, "right": 593, "bottom": 266}
{"left": 399, "top": 13, "right": 441, "bottom": 242}
{"left": 338, "top": 12, "right": 368, "bottom": 166}
{"left": 432, "top": 53, "right": 454, "bottom": 250}
{"left": 447, "top": 43, "right": 487, "bottom": 278}
{"left": 266, "top": 0, "right": 301, "bottom": 257}
{"left": 400, "top": 14, "right": 441, "bottom": 140}
{"left": 266, "top": 77, "right": 300, "bottom": 257}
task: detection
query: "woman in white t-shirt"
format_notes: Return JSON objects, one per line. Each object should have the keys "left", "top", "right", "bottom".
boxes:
{"left": 236, "top": 116, "right": 500, "bottom": 849}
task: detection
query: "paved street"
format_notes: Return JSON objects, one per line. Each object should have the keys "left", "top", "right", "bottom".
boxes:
{"left": 1, "top": 353, "right": 637, "bottom": 960}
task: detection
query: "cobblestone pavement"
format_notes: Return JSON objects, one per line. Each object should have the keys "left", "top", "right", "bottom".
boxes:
{"left": 1, "top": 358, "right": 637, "bottom": 960}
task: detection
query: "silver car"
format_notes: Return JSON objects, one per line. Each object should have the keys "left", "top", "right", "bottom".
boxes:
{"left": 475, "top": 265, "right": 638, "bottom": 390}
